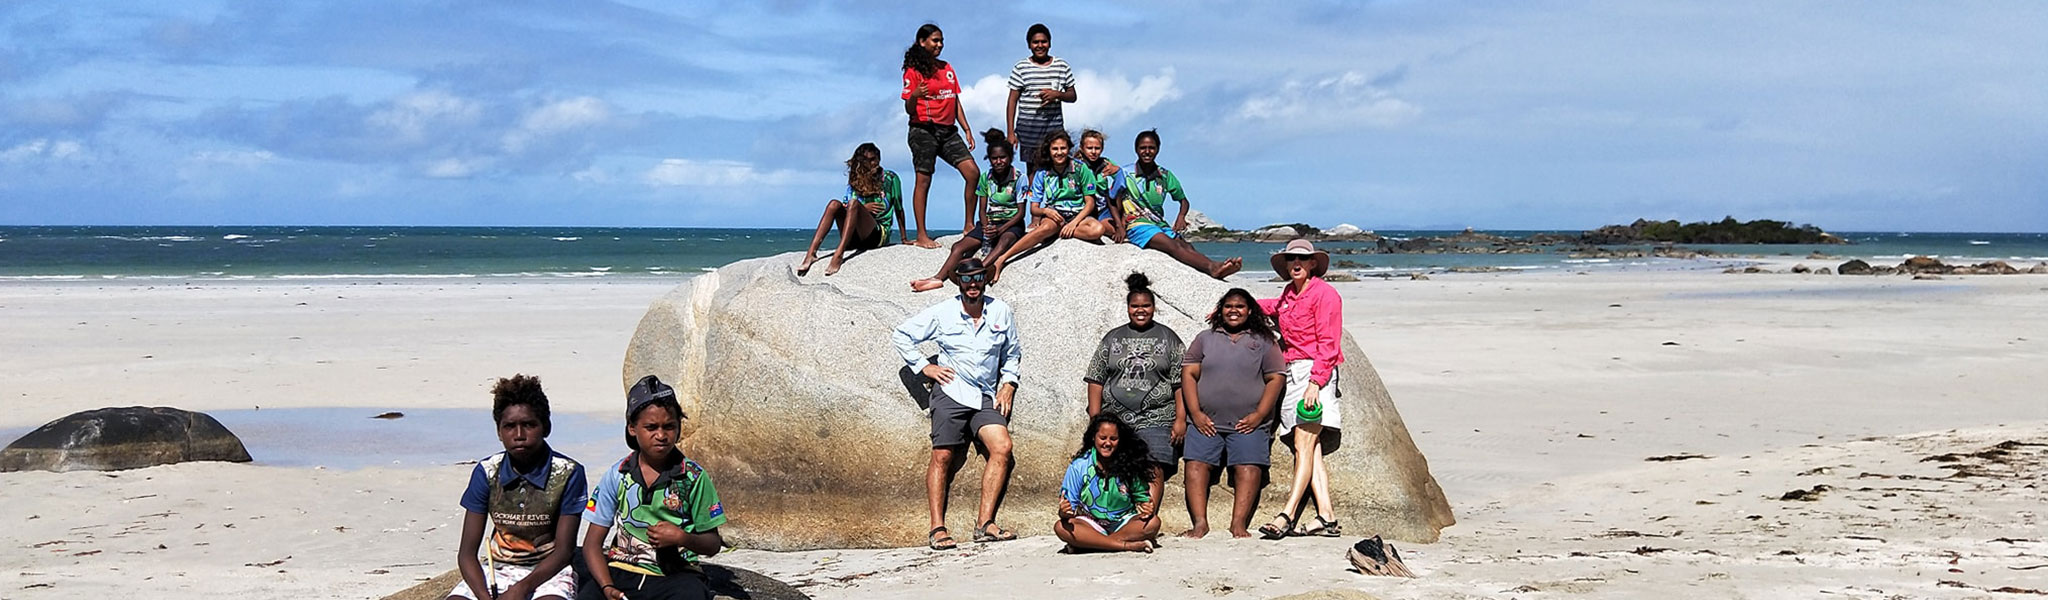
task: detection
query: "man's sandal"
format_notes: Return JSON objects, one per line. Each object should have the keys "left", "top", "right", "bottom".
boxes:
{"left": 1257, "top": 512, "right": 1295, "bottom": 540}
{"left": 927, "top": 526, "right": 957, "bottom": 551}
{"left": 973, "top": 520, "right": 1017, "bottom": 543}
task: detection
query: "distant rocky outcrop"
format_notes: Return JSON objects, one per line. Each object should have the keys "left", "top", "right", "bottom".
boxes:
{"left": 1829, "top": 256, "right": 2039, "bottom": 277}
{"left": 1584, "top": 217, "right": 1846, "bottom": 245}
{"left": 622, "top": 241, "right": 1455, "bottom": 550}
{"left": 1, "top": 407, "right": 252, "bottom": 472}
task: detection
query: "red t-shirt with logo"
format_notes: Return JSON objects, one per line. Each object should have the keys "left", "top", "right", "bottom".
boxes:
{"left": 901, "top": 63, "right": 961, "bottom": 126}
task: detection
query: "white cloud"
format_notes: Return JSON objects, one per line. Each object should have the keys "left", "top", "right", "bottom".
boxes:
{"left": 642, "top": 158, "right": 828, "bottom": 187}
{"left": 0, "top": 138, "right": 88, "bottom": 163}
{"left": 189, "top": 150, "right": 278, "bottom": 167}
{"left": 958, "top": 68, "right": 1181, "bottom": 135}
{"left": 0, "top": 140, "right": 48, "bottom": 162}
{"left": 503, "top": 96, "right": 613, "bottom": 152}
{"left": 366, "top": 91, "right": 482, "bottom": 144}
{"left": 1232, "top": 71, "right": 1421, "bottom": 129}
{"left": 422, "top": 156, "right": 490, "bottom": 178}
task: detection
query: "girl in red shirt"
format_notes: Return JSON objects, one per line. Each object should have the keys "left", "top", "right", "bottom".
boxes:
{"left": 901, "top": 24, "right": 981, "bottom": 249}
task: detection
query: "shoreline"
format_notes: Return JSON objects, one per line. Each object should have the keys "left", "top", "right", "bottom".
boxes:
{"left": 3, "top": 265, "right": 2045, "bottom": 598}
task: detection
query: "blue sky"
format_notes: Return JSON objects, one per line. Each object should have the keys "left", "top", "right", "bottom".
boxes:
{"left": 3, "top": 1, "right": 2044, "bottom": 231}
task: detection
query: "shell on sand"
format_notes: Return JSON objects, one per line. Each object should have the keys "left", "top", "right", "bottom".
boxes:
{"left": 623, "top": 240, "right": 1454, "bottom": 550}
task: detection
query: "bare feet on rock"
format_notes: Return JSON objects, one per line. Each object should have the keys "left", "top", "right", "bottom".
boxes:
{"left": 910, "top": 278, "right": 946, "bottom": 292}
{"left": 1210, "top": 257, "right": 1243, "bottom": 280}
{"left": 795, "top": 254, "right": 818, "bottom": 276}
{"left": 823, "top": 259, "right": 844, "bottom": 276}
{"left": 912, "top": 236, "right": 941, "bottom": 249}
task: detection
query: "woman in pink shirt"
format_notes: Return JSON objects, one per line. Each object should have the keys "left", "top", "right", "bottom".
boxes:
{"left": 1256, "top": 239, "right": 1345, "bottom": 539}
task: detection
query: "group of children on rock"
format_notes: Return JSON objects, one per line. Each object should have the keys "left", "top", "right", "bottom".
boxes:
{"left": 447, "top": 22, "right": 1359, "bottom": 600}
{"left": 797, "top": 22, "right": 1245, "bottom": 285}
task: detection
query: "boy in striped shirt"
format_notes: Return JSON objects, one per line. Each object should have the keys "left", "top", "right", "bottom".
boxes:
{"left": 1006, "top": 23, "right": 1077, "bottom": 177}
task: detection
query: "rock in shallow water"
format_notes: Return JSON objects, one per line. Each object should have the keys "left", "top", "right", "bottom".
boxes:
{"left": 623, "top": 240, "right": 1454, "bottom": 550}
{"left": 1, "top": 406, "right": 252, "bottom": 472}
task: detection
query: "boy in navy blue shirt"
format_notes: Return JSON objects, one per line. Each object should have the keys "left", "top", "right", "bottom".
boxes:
{"left": 452, "top": 375, "right": 588, "bottom": 600}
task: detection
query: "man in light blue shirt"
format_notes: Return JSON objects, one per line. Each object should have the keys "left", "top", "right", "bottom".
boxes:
{"left": 890, "top": 257, "right": 1023, "bottom": 549}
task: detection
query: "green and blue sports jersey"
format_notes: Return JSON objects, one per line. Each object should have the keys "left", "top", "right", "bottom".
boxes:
{"left": 845, "top": 170, "right": 904, "bottom": 239}
{"left": 1031, "top": 163, "right": 1098, "bottom": 214}
{"left": 584, "top": 453, "right": 727, "bottom": 576}
{"left": 978, "top": 172, "right": 1022, "bottom": 222}
{"left": 1121, "top": 166, "right": 1185, "bottom": 228}
{"left": 1060, "top": 450, "right": 1150, "bottom": 524}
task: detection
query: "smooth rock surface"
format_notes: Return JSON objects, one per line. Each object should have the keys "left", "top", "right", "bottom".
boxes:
{"left": 623, "top": 240, "right": 1454, "bottom": 550}
{"left": 1184, "top": 208, "right": 1224, "bottom": 231}
{"left": 0, "top": 406, "right": 252, "bottom": 472}
{"left": 1326, "top": 223, "right": 1365, "bottom": 237}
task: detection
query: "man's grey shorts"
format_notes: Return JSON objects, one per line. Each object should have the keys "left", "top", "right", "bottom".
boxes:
{"left": 930, "top": 387, "right": 1009, "bottom": 448}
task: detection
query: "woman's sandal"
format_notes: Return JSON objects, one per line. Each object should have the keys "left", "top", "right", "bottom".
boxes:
{"left": 1296, "top": 515, "right": 1342, "bottom": 537}
{"left": 1257, "top": 512, "right": 1295, "bottom": 540}
{"left": 927, "top": 526, "right": 957, "bottom": 551}
{"left": 973, "top": 520, "right": 1017, "bottom": 543}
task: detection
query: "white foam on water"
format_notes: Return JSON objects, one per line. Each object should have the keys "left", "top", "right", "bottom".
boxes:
{"left": 1970, "top": 240, "right": 1990, "bottom": 245}
{"left": 272, "top": 273, "right": 480, "bottom": 280}
{"left": 552, "top": 237, "right": 581, "bottom": 242}
{"left": 222, "top": 234, "right": 250, "bottom": 240}
{"left": 589, "top": 266, "right": 612, "bottom": 272}
{"left": 1562, "top": 258, "right": 1612, "bottom": 264}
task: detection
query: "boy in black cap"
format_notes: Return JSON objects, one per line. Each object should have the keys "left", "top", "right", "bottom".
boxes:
{"left": 578, "top": 375, "right": 727, "bottom": 600}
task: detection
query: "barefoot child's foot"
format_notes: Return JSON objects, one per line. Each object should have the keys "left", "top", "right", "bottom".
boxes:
{"left": 823, "top": 259, "right": 844, "bottom": 276}
{"left": 1210, "top": 257, "right": 1243, "bottom": 279}
{"left": 910, "top": 278, "right": 946, "bottom": 292}
{"left": 913, "top": 236, "right": 941, "bottom": 249}
{"left": 796, "top": 255, "right": 818, "bottom": 276}
{"left": 1180, "top": 525, "right": 1210, "bottom": 539}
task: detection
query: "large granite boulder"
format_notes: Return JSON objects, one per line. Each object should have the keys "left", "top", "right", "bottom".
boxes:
{"left": 1, "top": 406, "right": 252, "bottom": 472}
{"left": 623, "top": 241, "right": 1454, "bottom": 551}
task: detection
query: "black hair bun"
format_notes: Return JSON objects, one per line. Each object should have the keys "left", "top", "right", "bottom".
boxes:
{"left": 1125, "top": 272, "right": 1152, "bottom": 292}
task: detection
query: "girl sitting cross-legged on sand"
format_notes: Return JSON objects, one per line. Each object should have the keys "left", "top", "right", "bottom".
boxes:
{"left": 1053, "top": 413, "right": 1162, "bottom": 553}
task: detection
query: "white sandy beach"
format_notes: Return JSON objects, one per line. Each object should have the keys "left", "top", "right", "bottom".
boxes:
{"left": 3, "top": 267, "right": 2045, "bottom": 599}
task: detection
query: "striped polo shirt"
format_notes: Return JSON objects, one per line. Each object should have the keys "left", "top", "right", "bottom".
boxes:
{"left": 1008, "top": 57, "right": 1076, "bottom": 128}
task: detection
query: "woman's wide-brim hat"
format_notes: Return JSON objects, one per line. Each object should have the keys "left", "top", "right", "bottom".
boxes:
{"left": 1269, "top": 239, "right": 1329, "bottom": 278}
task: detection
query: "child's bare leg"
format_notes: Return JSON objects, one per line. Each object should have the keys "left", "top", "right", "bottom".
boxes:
{"left": 798, "top": 200, "right": 847, "bottom": 275}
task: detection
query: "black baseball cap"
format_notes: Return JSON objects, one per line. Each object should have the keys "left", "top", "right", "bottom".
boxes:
{"left": 626, "top": 374, "right": 682, "bottom": 419}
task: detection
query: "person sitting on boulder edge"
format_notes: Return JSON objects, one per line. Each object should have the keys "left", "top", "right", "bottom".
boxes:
{"left": 1053, "top": 413, "right": 1161, "bottom": 553}
{"left": 451, "top": 374, "right": 588, "bottom": 600}
{"left": 891, "top": 258, "right": 1024, "bottom": 549}
{"left": 1074, "top": 129, "right": 1125, "bottom": 239}
{"left": 579, "top": 375, "right": 727, "bottom": 600}
{"left": 1083, "top": 272, "right": 1186, "bottom": 512}
{"left": 1120, "top": 129, "right": 1242, "bottom": 279}
{"left": 798, "top": 142, "right": 907, "bottom": 277}
{"left": 988, "top": 130, "right": 1109, "bottom": 284}
{"left": 911, "top": 129, "right": 1029, "bottom": 293}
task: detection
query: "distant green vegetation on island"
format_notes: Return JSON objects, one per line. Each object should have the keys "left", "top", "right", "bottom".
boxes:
{"left": 1585, "top": 217, "right": 1845, "bottom": 245}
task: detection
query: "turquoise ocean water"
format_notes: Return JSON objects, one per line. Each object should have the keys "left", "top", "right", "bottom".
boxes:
{"left": 2, "top": 226, "right": 2044, "bottom": 280}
